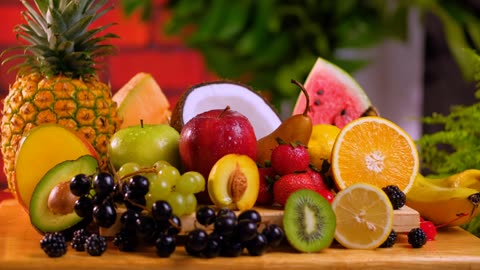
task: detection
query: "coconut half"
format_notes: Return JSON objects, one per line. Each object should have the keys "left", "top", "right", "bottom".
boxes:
{"left": 171, "top": 81, "right": 282, "bottom": 139}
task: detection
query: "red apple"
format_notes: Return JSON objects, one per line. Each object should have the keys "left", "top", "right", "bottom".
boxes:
{"left": 179, "top": 106, "right": 257, "bottom": 203}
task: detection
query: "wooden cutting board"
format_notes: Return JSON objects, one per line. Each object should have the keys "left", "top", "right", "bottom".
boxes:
{"left": 2, "top": 198, "right": 480, "bottom": 270}
{"left": 100, "top": 204, "right": 420, "bottom": 237}
{"left": 181, "top": 205, "right": 420, "bottom": 233}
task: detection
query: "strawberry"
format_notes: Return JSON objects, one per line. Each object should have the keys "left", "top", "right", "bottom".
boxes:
{"left": 270, "top": 141, "right": 310, "bottom": 176}
{"left": 317, "top": 189, "right": 335, "bottom": 203}
{"left": 305, "top": 167, "right": 329, "bottom": 192}
{"left": 273, "top": 172, "right": 316, "bottom": 206}
{"left": 256, "top": 167, "right": 276, "bottom": 205}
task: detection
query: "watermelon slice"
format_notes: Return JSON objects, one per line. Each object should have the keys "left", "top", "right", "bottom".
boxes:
{"left": 292, "top": 58, "right": 377, "bottom": 128}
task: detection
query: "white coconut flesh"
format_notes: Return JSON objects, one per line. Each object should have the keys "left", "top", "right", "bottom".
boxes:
{"left": 181, "top": 82, "right": 282, "bottom": 139}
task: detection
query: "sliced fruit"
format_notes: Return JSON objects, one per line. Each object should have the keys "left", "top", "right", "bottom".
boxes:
{"left": 29, "top": 155, "right": 99, "bottom": 233}
{"left": 283, "top": 189, "right": 336, "bottom": 253}
{"left": 292, "top": 57, "right": 378, "bottom": 128}
{"left": 113, "top": 72, "right": 171, "bottom": 128}
{"left": 332, "top": 183, "right": 394, "bottom": 249}
{"left": 15, "top": 124, "right": 99, "bottom": 210}
{"left": 170, "top": 80, "right": 281, "bottom": 140}
{"left": 307, "top": 124, "right": 340, "bottom": 169}
{"left": 207, "top": 154, "right": 259, "bottom": 210}
{"left": 331, "top": 116, "right": 419, "bottom": 193}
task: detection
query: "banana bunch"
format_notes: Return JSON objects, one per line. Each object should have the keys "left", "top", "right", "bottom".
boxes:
{"left": 406, "top": 170, "right": 480, "bottom": 226}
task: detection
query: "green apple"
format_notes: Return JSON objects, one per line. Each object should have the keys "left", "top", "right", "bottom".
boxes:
{"left": 108, "top": 123, "right": 180, "bottom": 169}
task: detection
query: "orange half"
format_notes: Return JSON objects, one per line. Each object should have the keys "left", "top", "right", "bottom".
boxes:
{"left": 331, "top": 116, "right": 419, "bottom": 193}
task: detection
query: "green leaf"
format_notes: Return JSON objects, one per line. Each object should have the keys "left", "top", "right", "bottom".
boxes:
{"left": 334, "top": 14, "right": 385, "bottom": 48}
{"left": 332, "top": 58, "right": 371, "bottom": 74}
{"left": 188, "top": 0, "right": 231, "bottom": 45}
{"left": 63, "top": 15, "right": 94, "bottom": 39}
{"left": 57, "top": 40, "right": 74, "bottom": 53}
{"left": 22, "top": 0, "right": 49, "bottom": 34}
{"left": 251, "top": 33, "right": 290, "bottom": 67}
{"left": 120, "top": 0, "right": 152, "bottom": 20}
{"left": 201, "top": 45, "right": 245, "bottom": 78}
{"left": 384, "top": 3, "right": 409, "bottom": 40}
{"left": 333, "top": 0, "right": 357, "bottom": 18}
{"left": 430, "top": 3, "right": 475, "bottom": 80}
{"left": 466, "top": 19, "right": 480, "bottom": 49}
{"left": 215, "top": 0, "right": 252, "bottom": 41}
{"left": 234, "top": 0, "right": 273, "bottom": 56}
{"left": 46, "top": 6, "right": 67, "bottom": 34}
{"left": 34, "top": 0, "right": 49, "bottom": 15}
{"left": 462, "top": 215, "right": 480, "bottom": 237}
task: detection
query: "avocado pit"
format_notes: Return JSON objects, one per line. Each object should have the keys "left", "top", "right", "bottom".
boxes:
{"left": 47, "top": 181, "right": 78, "bottom": 215}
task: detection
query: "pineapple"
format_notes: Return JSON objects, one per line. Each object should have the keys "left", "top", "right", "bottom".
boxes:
{"left": 1, "top": 0, "right": 122, "bottom": 193}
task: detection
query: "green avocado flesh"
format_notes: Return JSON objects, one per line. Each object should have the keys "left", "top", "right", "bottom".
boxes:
{"left": 29, "top": 155, "right": 99, "bottom": 233}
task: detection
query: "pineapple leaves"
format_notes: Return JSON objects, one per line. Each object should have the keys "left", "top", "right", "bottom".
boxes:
{"left": 33, "top": 0, "right": 49, "bottom": 15}
{"left": 20, "top": 11, "right": 46, "bottom": 39}
{"left": 46, "top": 6, "right": 67, "bottom": 34}
{"left": 57, "top": 40, "right": 74, "bottom": 54}
{"left": 63, "top": 15, "right": 96, "bottom": 40}
{"left": 22, "top": 0, "right": 49, "bottom": 34}
{"left": 16, "top": 25, "right": 47, "bottom": 45}
{"left": 75, "top": 24, "right": 117, "bottom": 45}
{"left": 3, "top": 0, "right": 117, "bottom": 78}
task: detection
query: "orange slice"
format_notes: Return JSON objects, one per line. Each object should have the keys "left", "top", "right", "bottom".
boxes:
{"left": 332, "top": 183, "right": 394, "bottom": 249}
{"left": 331, "top": 116, "right": 419, "bottom": 193}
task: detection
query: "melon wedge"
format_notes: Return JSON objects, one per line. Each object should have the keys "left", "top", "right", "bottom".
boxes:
{"left": 292, "top": 57, "right": 378, "bottom": 128}
{"left": 14, "top": 124, "right": 99, "bottom": 210}
{"left": 113, "top": 72, "right": 171, "bottom": 128}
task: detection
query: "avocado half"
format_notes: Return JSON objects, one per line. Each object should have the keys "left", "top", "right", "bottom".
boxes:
{"left": 29, "top": 155, "right": 99, "bottom": 234}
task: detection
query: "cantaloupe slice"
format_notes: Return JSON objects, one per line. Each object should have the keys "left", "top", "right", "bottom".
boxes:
{"left": 113, "top": 72, "right": 171, "bottom": 128}
{"left": 14, "top": 124, "right": 99, "bottom": 210}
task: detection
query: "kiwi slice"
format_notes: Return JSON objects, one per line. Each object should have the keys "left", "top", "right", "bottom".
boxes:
{"left": 283, "top": 189, "right": 336, "bottom": 252}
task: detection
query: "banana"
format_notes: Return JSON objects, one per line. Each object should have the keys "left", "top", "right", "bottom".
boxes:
{"left": 427, "top": 169, "right": 480, "bottom": 190}
{"left": 406, "top": 173, "right": 480, "bottom": 226}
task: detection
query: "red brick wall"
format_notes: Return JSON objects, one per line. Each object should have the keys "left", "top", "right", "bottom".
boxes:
{"left": 0, "top": 0, "right": 215, "bottom": 188}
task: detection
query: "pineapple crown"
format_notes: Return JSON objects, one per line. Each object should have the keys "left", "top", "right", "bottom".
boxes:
{"left": 2, "top": 0, "right": 118, "bottom": 78}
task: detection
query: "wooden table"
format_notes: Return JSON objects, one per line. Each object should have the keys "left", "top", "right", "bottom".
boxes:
{"left": 1, "top": 198, "right": 480, "bottom": 270}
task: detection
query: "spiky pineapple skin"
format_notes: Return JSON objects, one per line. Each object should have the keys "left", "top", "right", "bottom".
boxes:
{"left": 1, "top": 73, "right": 121, "bottom": 193}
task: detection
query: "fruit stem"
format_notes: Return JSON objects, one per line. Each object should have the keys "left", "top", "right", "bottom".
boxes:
{"left": 140, "top": 119, "right": 144, "bottom": 128}
{"left": 124, "top": 197, "right": 149, "bottom": 212}
{"left": 291, "top": 79, "right": 310, "bottom": 116}
{"left": 119, "top": 167, "right": 158, "bottom": 181}
{"left": 434, "top": 212, "right": 469, "bottom": 229}
{"left": 219, "top": 106, "right": 231, "bottom": 118}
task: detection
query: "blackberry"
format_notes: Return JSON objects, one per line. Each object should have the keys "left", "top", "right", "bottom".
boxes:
{"left": 85, "top": 234, "right": 107, "bottom": 256}
{"left": 113, "top": 229, "right": 138, "bottom": 252}
{"left": 379, "top": 230, "right": 397, "bottom": 248}
{"left": 408, "top": 228, "right": 427, "bottom": 248}
{"left": 71, "top": 229, "right": 90, "bottom": 251}
{"left": 40, "top": 232, "right": 67, "bottom": 258}
{"left": 382, "top": 185, "right": 406, "bottom": 210}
